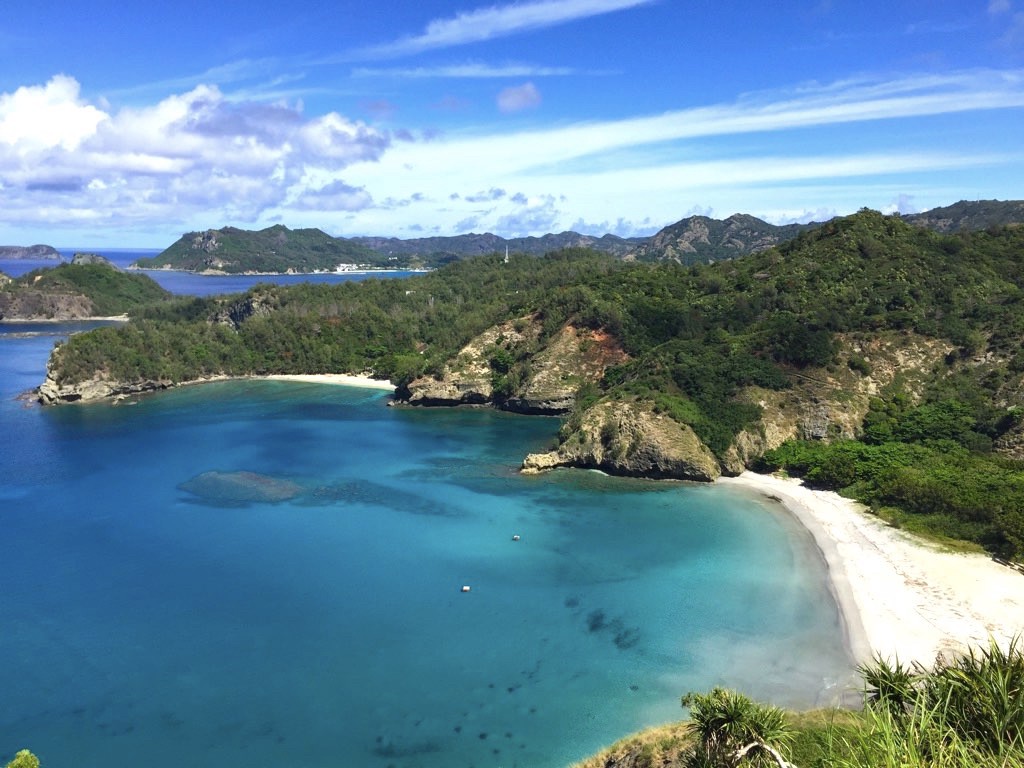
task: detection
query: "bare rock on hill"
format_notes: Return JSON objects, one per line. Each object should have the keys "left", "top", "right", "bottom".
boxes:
{"left": 505, "top": 325, "right": 629, "bottom": 414}
{"left": 522, "top": 400, "right": 720, "bottom": 481}
{"left": 0, "top": 290, "right": 95, "bottom": 320}
{"left": 403, "top": 318, "right": 536, "bottom": 406}
{"left": 403, "top": 318, "right": 628, "bottom": 414}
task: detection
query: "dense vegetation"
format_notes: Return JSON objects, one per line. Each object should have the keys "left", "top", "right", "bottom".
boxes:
{"left": 574, "top": 639, "right": 1024, "bottom": 768}
{"left": 3, "top": 263, "right": 171, "bottom": 316}
{"left": 46, "top": 210, "right": 1024, "bottom": 555}
{"left": 134, "top": 224, "right": 389, "bottom": 272}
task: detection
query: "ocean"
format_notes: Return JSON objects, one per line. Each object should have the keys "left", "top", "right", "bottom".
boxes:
{"left": 0, "top": 256, "right": 855, "bottom": 768}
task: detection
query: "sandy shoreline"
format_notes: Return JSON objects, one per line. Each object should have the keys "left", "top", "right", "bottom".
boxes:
{"left": 719, "top": 471, "right": 1024, "bottom": 669}
{"left": 262, "top": 373, "right": 396, "bottom": 390}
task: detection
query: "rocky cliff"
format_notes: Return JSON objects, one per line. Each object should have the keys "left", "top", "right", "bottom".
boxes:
{"left": 401, "top": 318, "right": 627, "bottom": 414}
{"left": 522, "top": 400, "right": 721, "bottom": 481}
{"left": 720, "top": 332, "right": 955, "bottom": 474}
{"left": 0, "top": 290, "right": 96, "bottom": 320}
{"left": 37, "top": 368, "right": 175, "bottom": 405}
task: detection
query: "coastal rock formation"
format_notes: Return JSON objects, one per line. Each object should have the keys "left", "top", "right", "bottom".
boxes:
{"left": 522, "top": 400, "right": 720, "bottom": 481}
{"left": 0, "top": 244, "right": 61, "bottom": 259}
{"left": 504, "top": 325, "right": 628, "bottom": 414}
{"left": 37, "top": 368, "right": 173, "bottom": 404}
{"left": 402, "top": 319, "right": 627, "bottom": 414}
{"left": 0, "top": 290, "right": 95, "bottom": 321}
{"left": 403, "top": 319, "right": 532, "bottom": 406}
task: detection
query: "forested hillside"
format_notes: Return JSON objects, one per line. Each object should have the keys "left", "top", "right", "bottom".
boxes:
{"left": 41, "top": 210, "right": 1024, "bottom": 555}
{"left": 0, "top": 262, "right": 171, "bottom": 319}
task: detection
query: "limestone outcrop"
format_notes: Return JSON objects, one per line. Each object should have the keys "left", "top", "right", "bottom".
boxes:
{"left": 37, "top": 368, "right": 173, "bottom": 404}
{"left": 403, "top": 319, "right": 531, "bottom": 406}
{"left": 402, "top": 318, "right": 627, "bottom": 414}
{"left": 522, "top": 400, "right": 720, "bottom": 481}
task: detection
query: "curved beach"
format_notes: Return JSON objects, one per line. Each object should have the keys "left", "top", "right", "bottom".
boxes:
{"left": 720, "top": 471, "right": 1024, "bottom": 669}
{"left": 263, "top": 373, "right": 396, "bottom": 390}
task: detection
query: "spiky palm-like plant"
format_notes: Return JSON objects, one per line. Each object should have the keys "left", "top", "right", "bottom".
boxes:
{"left": 682, "top": 687, "right": 793, "bottom": 768}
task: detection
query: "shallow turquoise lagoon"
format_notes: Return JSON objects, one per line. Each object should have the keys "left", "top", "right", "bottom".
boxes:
{"left": 0, "top": 330, "right": 853, "bottom": 768}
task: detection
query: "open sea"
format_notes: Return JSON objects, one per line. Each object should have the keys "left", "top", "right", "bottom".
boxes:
{"left": 0, "top": 253, "right": 855, "bottom": 767}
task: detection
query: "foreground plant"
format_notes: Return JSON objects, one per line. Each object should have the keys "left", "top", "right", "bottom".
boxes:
{"left": 681, "top": 687, "right": 793, "bottom": 767}
{"left": 4, "top": 751, "right": 40, "bottom": 768}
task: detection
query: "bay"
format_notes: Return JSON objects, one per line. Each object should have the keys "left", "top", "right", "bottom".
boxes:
{"left": 0, "top": 250, "right": 416, "bottom": 298}
{"left": 0, "top": 325, "right": 855, "bottom": 768}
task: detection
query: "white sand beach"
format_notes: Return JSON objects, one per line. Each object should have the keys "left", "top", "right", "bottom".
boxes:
{"left": 263, "top": 373, "right": 396, "bottom": 390}
{"left": 719, "top": 472, "right": 1024, "bottom": 669}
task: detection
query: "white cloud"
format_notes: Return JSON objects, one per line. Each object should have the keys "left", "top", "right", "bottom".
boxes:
{"left": 357, "top": 0, "right": 657, "bottom": 58}
{"left": 0, "top": 75, "right": 107, "bottom": 151}
{"left": 0, "top": 76, "right": 389, "bottom": 231}
{"left": 989, "top": 0, "right": 1011, "bottom": 14}
{"left": 497, "top": 82, "right": 542, "bottom": 113}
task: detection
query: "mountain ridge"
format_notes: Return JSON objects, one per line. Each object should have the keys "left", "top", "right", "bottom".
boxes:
{"left": 130, "top": 199, "right": 1024, "bottom": 273}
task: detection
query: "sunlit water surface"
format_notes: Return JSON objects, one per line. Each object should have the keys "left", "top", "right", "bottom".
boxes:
{"left": 0, "top": 320, "right": 854, "bottom": 768}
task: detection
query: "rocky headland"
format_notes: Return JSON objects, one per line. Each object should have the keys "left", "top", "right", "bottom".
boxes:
{"left": 0, "top": 244, "right": 61, "bottom": 260}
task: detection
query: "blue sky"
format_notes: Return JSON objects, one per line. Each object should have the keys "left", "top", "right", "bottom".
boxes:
{"left": 0, "top": 0, "right": 1022, "bottom": 247}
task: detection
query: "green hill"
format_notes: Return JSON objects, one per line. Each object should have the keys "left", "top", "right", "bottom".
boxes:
{"left": 1, "top": 262, "right": 171, "bottom": 319}
{"left": 133, "top": 224, "right": 386, "bottom": 273}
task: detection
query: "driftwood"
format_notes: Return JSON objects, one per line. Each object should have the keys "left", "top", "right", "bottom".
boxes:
{"left": 732, "top": 740, "right": 794, "bottom": 768}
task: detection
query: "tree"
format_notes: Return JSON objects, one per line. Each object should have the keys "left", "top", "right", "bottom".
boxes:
{"left": 682, "top": 687, "right": 794, "bottom": 767}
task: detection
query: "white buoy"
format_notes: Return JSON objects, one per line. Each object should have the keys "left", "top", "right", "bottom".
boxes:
{"left": 461, "top": 585, "right": 471, "bottom": 593}
{"left": 512, "top": 534, "right": 521, "bottom": 541}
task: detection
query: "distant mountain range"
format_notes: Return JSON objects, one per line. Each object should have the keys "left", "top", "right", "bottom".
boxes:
{"left": 17, "top": 199, "right": 1020, "bottom": 275}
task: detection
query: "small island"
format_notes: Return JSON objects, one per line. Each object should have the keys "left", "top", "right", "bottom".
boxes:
{"left": 0, "top": 244, "right": 61, "bottom": 260}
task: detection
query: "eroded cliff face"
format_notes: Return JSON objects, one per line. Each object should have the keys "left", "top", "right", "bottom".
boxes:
{"left": 721, "top": 332, "right": 957, "bottom": 474}
{"left": 402, "top": 319, "right": 533, "bottom": 406}
{"left": 0, "top": 290, "right": 95, "bottom": 320}
{"left": 402, "top": 318, "right": 627, "bottom": 414}
{"left": 522, "top": 400, "right": 720, "bottom": 481}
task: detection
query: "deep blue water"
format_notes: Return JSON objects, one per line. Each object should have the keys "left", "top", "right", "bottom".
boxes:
{"left": 0, "top": 326, "right": 855, "bottom": 768}
{"left": 0, "top": 250, "right": 416, "bottom": 297}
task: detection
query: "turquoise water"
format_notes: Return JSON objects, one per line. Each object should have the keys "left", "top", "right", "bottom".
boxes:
{"left": 0, "top": 328, "right": 854, "bottom": 768}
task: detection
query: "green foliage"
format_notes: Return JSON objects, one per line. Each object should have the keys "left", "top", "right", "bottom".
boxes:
{"left": 855, "top": 638, "right": 1024, "bottom": 761}
{"left": 5, "top": 750, "right": 40, "bottom": 768}
{"left": 134, "top": 224, "right": 389, "bottom": 272}
{"left": 681, "top": 687, "right": 792, "bottom": 767}
{"left": 759, "top": 437, "right": 1024, "bottom": 557}
{"left": 12, "top": 263, "right": 171, "bottom": 316}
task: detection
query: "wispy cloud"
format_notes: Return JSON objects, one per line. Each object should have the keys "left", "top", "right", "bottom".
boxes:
{"left": 359, "top": 69, "right": 1024, "bottom": 179}
{"left": 337, "top": 68, "right": 1024, "bottom": 236}
{"left": 355, "top": 0, "right": 657, "bottom": 59}
{"left": 497, "top": 82, "right": 542, "bottom": 112}
{"left": 352, "top": 63, "right": 579, "bottom": 79}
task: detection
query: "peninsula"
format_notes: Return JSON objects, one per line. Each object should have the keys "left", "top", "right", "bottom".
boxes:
{"left": 0, "top": 244, "right": 61, "bottom": 260}
{"left": 0, "top": 257, "right": 170, "bottom": 320}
